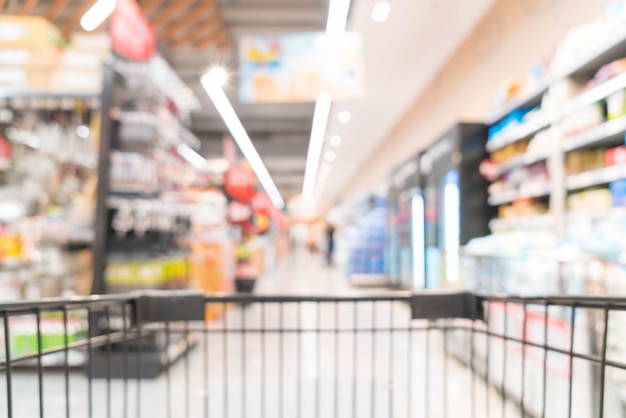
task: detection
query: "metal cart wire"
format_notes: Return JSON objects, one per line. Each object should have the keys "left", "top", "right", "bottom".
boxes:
{"left": 1, "top": 290, "right": 625, "bottom": 417}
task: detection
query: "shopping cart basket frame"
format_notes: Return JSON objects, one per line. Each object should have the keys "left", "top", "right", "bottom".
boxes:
{"left": 1, "top": 290, "right": 626, "bottom": 418}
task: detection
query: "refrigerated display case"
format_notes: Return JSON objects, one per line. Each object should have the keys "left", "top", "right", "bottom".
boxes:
{"left": 420, "top": 123, "right": 493, "bottom": 288}
{"left": 386, "top": 155, "right": 424, "bottom": 289}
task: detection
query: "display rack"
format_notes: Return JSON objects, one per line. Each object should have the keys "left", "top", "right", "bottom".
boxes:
{"left": 90, "top": 56, "right": 203, "bottom": 377}
{"left": 484, "top": 28, "right": 626, "bottom": 237}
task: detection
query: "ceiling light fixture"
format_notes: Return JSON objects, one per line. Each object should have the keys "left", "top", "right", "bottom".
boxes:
{"left": 329, "top": 135, "right": 342, "bottom": 147}
{"left": 326, "top": 0, "right": 351, "bottom": 38}
{"left": 371, "top": 1, "right": 391, "bottom": 23}
{"left": 201, "top": 73, "right": 285, "bottom": 209}
{"left": 205, "top": 66, "right": 228, "bottom": 87}
{"left": 320, "top": 162, "right": 332, "bottom": 173}
{"left": 178, "top": 144, "right": 206, "bottom": 169}
{"left": 324, "top": 150, "right": 337, "bottom": 162}
{"left": 337, "top": 110, "right": 351, "bottom": 124}
{"left": 302, "top": 93, "right": 332, "bottom": 200}
{"left": 80, "top": 0, "right": 116, "bottom": 32}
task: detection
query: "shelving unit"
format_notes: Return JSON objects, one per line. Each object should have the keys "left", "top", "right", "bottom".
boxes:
{"left": 90, "top": 55, "right": 203, "bottom": 378}
{"left": 485, "top": 26, "right": 626, "bottom": 124}
{"left": 484, "top": 28, "right": 626, "bottom": 237}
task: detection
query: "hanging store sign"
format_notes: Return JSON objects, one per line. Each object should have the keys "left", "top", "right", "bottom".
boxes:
{"left": 225, "top": 166, "right": 255, "bottom": 202}
{"left": 239, "top": 32, "right": 366, "bottom": 103}
{"left": 111, "top": 0, "right": 156, "bottom": 61}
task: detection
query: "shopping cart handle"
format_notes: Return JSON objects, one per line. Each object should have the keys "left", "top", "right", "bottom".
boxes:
{"left": 134, "top": 290, "right": 206, "bottom": 323}
{"left": 410, "top": 291, "right": 484, "bottom": 321}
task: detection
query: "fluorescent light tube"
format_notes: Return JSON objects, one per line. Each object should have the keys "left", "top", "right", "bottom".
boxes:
{"left": 201, "top": 75, "right": 285, "bottom": 209}
{"left": 326, "top": 0, "right": 351, "bottom": 37}
{"left": 80, "top": 0, "right": 116, "bottom": 32}
{"left": 178, "top": 143, "right": 206, "bottom": 169}
{"left": 302, "top": 93, "right": 332, "bottom": 200}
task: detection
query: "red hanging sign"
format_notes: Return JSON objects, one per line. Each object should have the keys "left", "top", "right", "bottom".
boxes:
{"left": 111, "top": 0, "right": 156, "bottom": 61}
{"left": 225, "top": 166, "right": 255, "bottom": 202}
{"left": 252, "top": 192, "right": 272, "bottom": 216}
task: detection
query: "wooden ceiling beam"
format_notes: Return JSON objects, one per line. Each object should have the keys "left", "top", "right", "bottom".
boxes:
{"left": 19, "top": 0, "right": 39, "bottom": 14}
{"left": 168, "top": 14, "right": 220, "bottom": 51}
{"left": 159, "top": 0, "right": 216, "bottom": 42}
{"left": 151, "top": 0, "right": 197, "bottom": 31}
{"left": 140, "top": 0, "right": 164, "bottom": 16}
{"left": 45, "top": 0, "right": 70, "bottom": 22}
{"left": 194, "top": 26, "right": 227, "bottom": 51}
{"left": 62, "top": 0, "right": 98, "bottom": 35}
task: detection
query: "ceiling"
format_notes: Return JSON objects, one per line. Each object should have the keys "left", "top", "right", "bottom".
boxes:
{"left": 3, "top": 0, "right": 496, "bottom": 207}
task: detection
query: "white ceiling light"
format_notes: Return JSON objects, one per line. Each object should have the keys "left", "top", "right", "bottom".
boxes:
{"left": 371, "top": 1, "right": 391, "bottom": 23}
{"left": 337, "top": 111, "right": 351, "bottom": 124}
{"left": 320, "top": 162, "right": 332, "bottom": 173}
{"left": 326, "top": 0, "right": 351, "bottom": 38}
{"left": 205, "top": 66, "right": 228, "bottom": 87}
{"left": 329, "top": 135, "right": 342, "bottom": 147}
{"left": 318, "top": 172, "right": 329, "bottom": 182}
{"left": 178, "top": 144, "right": 206, "bottom": 169}
{"left": 302, "top": 93, "right": 332, "bottom": 200}
{"left": 80, "top": 0, "right": 116, "bottom": 32}
{"left": 201, "top": 72, "right": 285, "bottom": 209}
{"left": 324, "top": 150, "right": 337, "bottom": 162}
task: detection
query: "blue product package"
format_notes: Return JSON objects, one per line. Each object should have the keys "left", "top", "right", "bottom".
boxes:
{"left": 610, "top": 179, "right": 626, "bottom": 207}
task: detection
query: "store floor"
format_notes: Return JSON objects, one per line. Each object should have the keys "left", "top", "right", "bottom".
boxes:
{"left": 2, "top": 252, "right": 513, "bottom": 418}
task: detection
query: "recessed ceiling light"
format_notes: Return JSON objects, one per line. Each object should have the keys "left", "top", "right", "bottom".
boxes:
{"left": 372, "top": 1, "right": 391, "bottom": 22}
{"left": 320, "top": 162, "right": 332, "bottom": 173}
{"left": 324, "top": 150, "right": 337, "bottom": 162}
{"left": 318, "top": 172, "right": 329, "bottom": 182}
{"left": 329, "top": 135, "right": 342, "bottom": 147}
{"left": 337, "top": 110, "right": 351, "bottom": 124}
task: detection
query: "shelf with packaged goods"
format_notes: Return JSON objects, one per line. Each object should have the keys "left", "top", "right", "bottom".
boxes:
{"left": 566, "top": 165, "right": 626, "bottom": 191}
{"left": 485, "top": 25, "right": 626, "bottom": 125}
{"left": 488, "top": 183, "right": 551, "bottom": 206}
{"left": 489, "top": 214, "right": 555, "bottom": 232}
{"left": 487, "top": 71, "right": 626, "bottom": 153}
{"left": 492, "top": 151, "right": 551, "bottom": 176}
{"left": 563, "top": 114, "right": 626, "bottom": 152}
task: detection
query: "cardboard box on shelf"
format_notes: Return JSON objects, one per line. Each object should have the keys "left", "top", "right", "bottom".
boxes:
{"left": 0, "top": 67, "right": 53, "bottom": 89}
{"left": 60, "top": 49, "right": 104, "bottom": 71}
{"left": 0, "top": 16, "right": 62, "bottom": 49}
{"left": 51, "top": 68, "right": 103, "bottom": 93}
{"left": 0, "top": 46, "right": 62, "bottom": 69}
{"left": 67, "top": 32, "right": 111, "bottom": 56}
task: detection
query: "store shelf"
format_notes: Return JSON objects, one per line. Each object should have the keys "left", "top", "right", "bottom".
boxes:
{"left": 487, "top": 72, "right": 626, "bottom": 153}
{"left": 566, "top": 165, "right": 626, "bottom": 190}
{"left": 489, "top": 214, "right": 554, "bottom": 232}
{"left": 0, "top": 88, "right": 100, "bottom": 100}
{"left": 488, "top": 183, "right": 551, "bottom": 206}
{"left": 564, "top": 115, "right": 626, "bottom": 152}
{"left": 487, "top": 115, "right": 551, "bottom": 152}
{"left": 485, "top": 26, "right": 626, "bottom": 124}
{"left": 492, "top": 151, "right": 551, "bottom": 176}
{"left": 569, "top": 207, "right": 626, "bottom": 222}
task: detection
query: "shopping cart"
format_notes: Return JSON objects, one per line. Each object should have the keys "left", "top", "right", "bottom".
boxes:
{"left": 1, "top": 290, "right": 625, "bottom": 418}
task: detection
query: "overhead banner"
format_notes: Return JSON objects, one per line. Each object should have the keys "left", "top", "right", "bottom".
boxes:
{"left": 239, "top": 32, "right": 365, "bottom": 103}
{"left": 111, "top": 0, "right": 156, "bottom": 61}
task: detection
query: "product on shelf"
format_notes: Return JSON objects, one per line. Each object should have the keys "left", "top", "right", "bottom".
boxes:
{"left": 568, "top": 188, "right": 612, "bottom": 213}
{"left": 560, "top": 102, "right": 605, "bottom": 137}
{"left": 610, "top": 178, "right": 626, "bottom": 206}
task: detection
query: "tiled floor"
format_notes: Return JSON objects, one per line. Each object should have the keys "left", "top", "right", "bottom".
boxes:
{"left": 1, "top": 252, "right": 520, "bottom": 417}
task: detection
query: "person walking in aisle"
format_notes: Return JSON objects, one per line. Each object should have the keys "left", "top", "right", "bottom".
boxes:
{"left": 325, "top": 224, "right": 336, "bottom": 267}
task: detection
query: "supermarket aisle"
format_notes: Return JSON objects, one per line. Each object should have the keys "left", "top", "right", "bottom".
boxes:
{"left": 2, "top": 255, "right": 511, "bottom": 418}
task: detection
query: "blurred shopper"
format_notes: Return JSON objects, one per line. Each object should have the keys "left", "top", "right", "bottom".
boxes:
{"left": 234, "top": 232, "right": 257, "bottom": 299}
{"left": 325, "top": 224, "right": 336, "bottom": 267}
